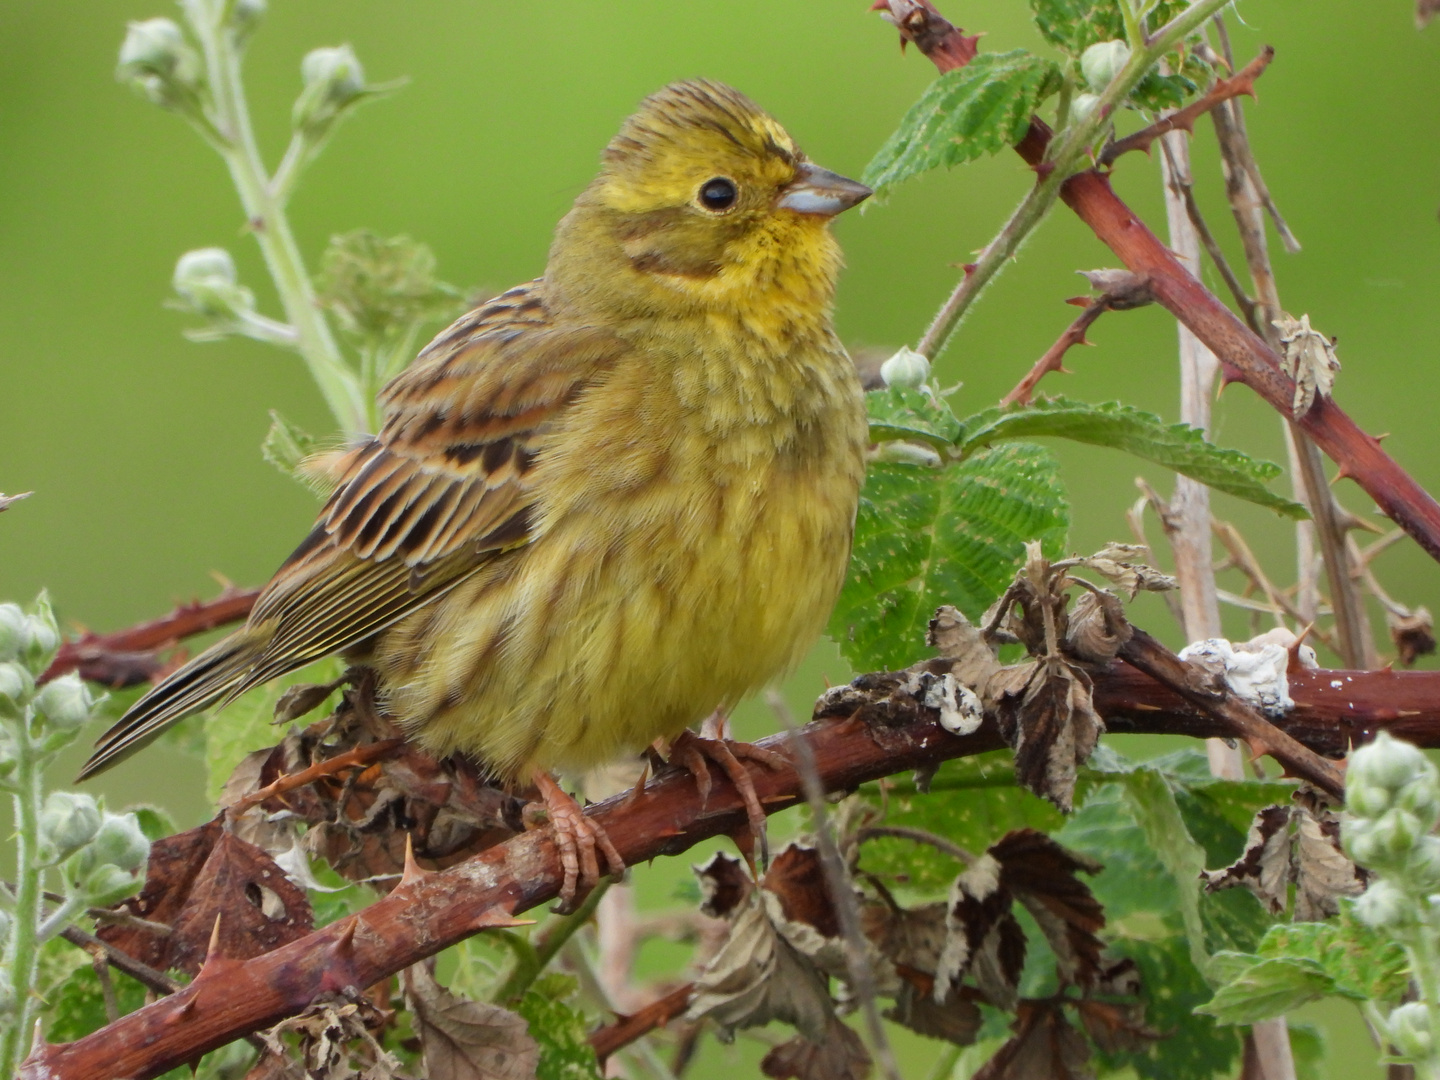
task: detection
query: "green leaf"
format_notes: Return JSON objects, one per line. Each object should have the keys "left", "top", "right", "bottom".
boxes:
{"left": 867, "top": 385, "right": 964, "bottom": 449}
{"left": 45, "top": 964, "right": 149, "bottom": 1042}
{"left": 1198, "top": 957, "right": 1335, "bottom": 1024}
{"left": 1058, "top": 783, "right": 1178, "bottom": 921}
{"left": 1029, "top": 0, "right": 1187, "bottom": 54}
{"left": 515, "top": 975, "right": 604, "bottom": 1080}
{"left": 1099, "top": 936, "right": 1241, "bottom": 1080}
{"left": 1256, "top": 903, "right": 1409, "bottom": 1007}
{"left": 858, "top": 751, "right": 1064, "bottom": 891}
{"left": 829, "top": 444, "right": 1069, "bottom": 672}
{"left": 315, "top": 229, "right": 464, "bottom": 345}
{"left": 261, "top": 409, "right": 318, "bottom": 479}
{"left": 863, "top": 52, "right": 1061, "bottom": 193}
{"left": 956, "top": 398, "right": 1308, "bottom": 518}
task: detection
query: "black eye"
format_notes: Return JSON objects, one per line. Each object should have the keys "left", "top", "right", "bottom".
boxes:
{"left": 698, "top": 177, "right": 737, "bottom": 211}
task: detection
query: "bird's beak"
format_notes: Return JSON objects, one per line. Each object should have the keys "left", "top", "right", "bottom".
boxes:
{"left": 776, "top": 162, "right": 872, "bottom": 217}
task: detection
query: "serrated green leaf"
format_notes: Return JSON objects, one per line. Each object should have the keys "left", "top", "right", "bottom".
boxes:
{"left": 261, "top": 408, "right": 317, "bottom": 478}
{"left": 829, "top": 444, "right": 1069, "bottom": 672}
{"left": 1029, "top": 0, "right": 1187, "bottom": 54}
{"left": 956, "top": 398, "right": 1308, "bottom": 518}
{"left": 516, "top": 975, "right": 604, "bottom": 1080}
{"left": 863, "top": 51, "right": 1061, "bottom": 193}
{"left": 867, "top": 385, "right": 964, "bottom": 448}
{"left": 1256, "top": 902, "right": 1409, "bottom": 1007}
{"left": 45, "top": 964, "right": 148, "bottom": 1042}
{"left": 858, "top": 751, "right": 1064, "bottom": 891}
{"left": 1057, "top": 783, "right": 1179, "bottom": 921}
{"left": 1198, "top": 957, "right": 1335, "bottom": 1024}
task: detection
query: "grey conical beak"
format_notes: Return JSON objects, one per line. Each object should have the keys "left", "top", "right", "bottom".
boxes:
{"left": 777, "top": 161, "right": 872, "bottom": 217}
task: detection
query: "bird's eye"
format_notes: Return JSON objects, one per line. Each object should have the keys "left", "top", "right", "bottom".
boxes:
{"left": 698, "top": 177, "right": 738, "bottom": 211}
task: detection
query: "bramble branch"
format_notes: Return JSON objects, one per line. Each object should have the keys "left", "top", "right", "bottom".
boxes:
{"left": 27, "top": 656, "right": 1440, "bottom": 1080}
{"left": 41, "top": 587, "right": 259, "bottom": 688}
{"left": 878, "top": 0, "right": 1440, "bottom": 566}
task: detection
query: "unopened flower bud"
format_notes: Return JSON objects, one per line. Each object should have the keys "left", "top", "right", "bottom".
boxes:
{"left": 1410, "top": 836, "right": 1440, "bottom": 891}
{"left": 117, "top": 18, "right": 202, "bottom": 111}
{"left": 34, "top": 673, "right": 93, "bottom": 732}
{"left": 22, "top": 594, "right": 61, "bottom": 667}
{"left": 1346, "top": 779, "right": 1393, "bottom": 819}
{"left": 1389, "top": 1002, "right": 1436, "bottom": 1062}
{"left": 293, "top": 45, "right": 367, "bottom": 137}
{"left": 39, "top": 792, "right": 102, "bottom": 864}
{"left": 1350, "top": 731, "right": 1435, "bottom": 795}
{"left": 0, "top": 661, "right": 31, "bottom": 711}
{"left": 1071, "top": 92, "right": 1102, "bottom": 125}
{"left": 228, "top": 0, "right": 266, "bottom": 44}
{"left": 80, "top": 864, "right": 143, "bottom": 906}
{"left": 880, "top": 346, "right": 931, "bottom": 389}
{"left": 1080, "top": 40, "right": 1131, "bottom": 93}
{"left": 1397, "top": 771, "right": 1440, "bottom": 832}
{"left": 0, "top": 604, "right": 26, "bottom": 662}
{"left": 1355, "top": 879, "right": 1410, "bottom": 928}
{"left": 89, "top": 812, "right": 151, "bottom": 873}
{"left": 173, "top": 248, "right": 255, "bottom": 320}
{"left": 874, "top": 440, "right": 942, "bottom": 467}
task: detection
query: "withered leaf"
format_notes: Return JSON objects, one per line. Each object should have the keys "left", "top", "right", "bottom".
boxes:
{"left": 259, "top": 994, "right": 403, "bottom": 1080}
{"left": 994, "top": 659, "right": 1103, "bottom": 811}
{"left": 0, "top": 491, "right": 31, "bottom": 513}
{"left": 973, "top": 998, "right": 1092, "bottom": 1080}
{"left": 99, "top": 816, "right": 313, "bottom": 974}
{"left": 886, "top": 981, "right": 983, "bottom": 1046}
{"left": 764, "top": 844, "right": 841, "bottom": 939}
{"left": 685, "top": 864, "right": 838, "bottom": 1042}
{"left": 1421, "top": 0, "right": 1440, "bottom": 27}
{"left": 405, "top": 962, "right": 539, "bottom": 1080}
{"left": 1063, "top": 591, "right": 1132, "bottom": 665}
{"left": 1078, "top": 269, "right": 1153, "bottom": 310}
{"left": 1388, "top": 607, "right": 1436, "bottom": 667}
{"left": 1202, "top": 800, "right": 1365, "bottom": 921}
{"left": 928, "top": 606, "right": 1001, "bottom": 691}
{"left": 695, "top": 850, "right": 753, "bottom": 919}
{"left": 1273, "top": 313, "right": 1339, "bottom": 418}
{"left": 991, "top": 830, "right": 1104, "bottom": 990}
{"left": 274, "top": 678, "right": 346, "bottom": 725}
{"left": 760, "top": 1021, "right": 872, "bottom": 1080}
{"left": 1074, "top": 996, "right": 1161, "bottom": 1056}
{"left": 1071, "top": 543, "right": 1176, "bottom": 600}
{"left": 936, "top": 853, "right": 1026, "bottom": 1011}
{"left": 862, "top": 900, "right": 948, "bottom": 978}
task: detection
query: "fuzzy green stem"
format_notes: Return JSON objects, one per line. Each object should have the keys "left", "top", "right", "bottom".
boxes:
{"left": 0, "top": 713, "right": 45, "bottom": 1078}
{"left": 1403, "top": 914, "right": 1440, "bottom": 1079}
{"left": 916, "top": 0, "right": 1237, "bottom": 361}
{"left": 492, "top": 879, "right": 611, "bottom": 1004}
{"left": 187, "top": 2, "right": 366, "bottom": 434}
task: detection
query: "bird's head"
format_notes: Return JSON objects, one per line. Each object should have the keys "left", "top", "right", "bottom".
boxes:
{"left": 549, "top": 79, "right": 870, "bottom": 321}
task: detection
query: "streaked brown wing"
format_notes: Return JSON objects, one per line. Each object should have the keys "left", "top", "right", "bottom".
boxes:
{"left": 229, "top": 282, "right": 628, "bottom": 694}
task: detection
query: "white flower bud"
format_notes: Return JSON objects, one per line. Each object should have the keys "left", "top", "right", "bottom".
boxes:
{"left": 228, "top": 0, "right": 266, "bottom": 43}
{"left": 116, "top": 18, "right": 202, "bottom": 110}
{"left": 1080, "top": 40, "right": 1131, "bottom": 93}
{"left": 39, "top": 792, "right": 102, "bottom": 864}
{"left": 1397, "top": 770, "right": 1440, "bottom": 832}
{"left": 1350, "top": 731, "right": 1435, "bottom": 795}
{"left": 293, "top": 45, "right": 368, "bottom": 137}
{"left": 1355, "top": 879, "right": 1410, "bottom": 928}
{"left": 1071, "top": 92, "right": 1102, "bottom": 125}
{"left": 21, "top": 594, "right": 61, "bottom": 668}
{"left": 88, "top": 812, "right": 151, "bottom": 873}
{"left": 1346, "top": 779, "right": 1393, "bottom": 819}
{"left": 1389, "top": 1002, "right": 1436, "bottom": 1062}
{"left": 0, "top": 661, "right": 32, "bottom": 711}
{"left": 1410, "top": 836, "right": 1440, "bottom": 891}
{"left": 34, "top": 673, "right": 93, "bottom": 732}
{"left": 879, "top": 346, "right": 931, "bottom": 389}
{"left": 0, "top": 604, "right": 26, "bottom": 662}
{"left": 80, "top": 864, "right": 143, "bottom": 907}
{"left": 172, "top": 247, "right": 256, "bottom": 320}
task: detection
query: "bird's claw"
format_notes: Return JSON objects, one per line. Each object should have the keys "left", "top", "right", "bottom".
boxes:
{"left": 529, "top": 771, "right": 625, "bottom": 911}
{"left": 668, "top": 728, "right": 787, "bottom": 866}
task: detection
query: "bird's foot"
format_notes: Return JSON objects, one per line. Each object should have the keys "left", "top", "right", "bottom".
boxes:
{"left": 666, "top": 718, "right": 787, "bottom": 865}
{"left": 527, "top": 771, "right": 625, "bottom": 911}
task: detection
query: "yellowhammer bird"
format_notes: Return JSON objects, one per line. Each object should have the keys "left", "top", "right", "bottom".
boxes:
{"left": 83, "top": 79, "right": 870, "bottom": 901}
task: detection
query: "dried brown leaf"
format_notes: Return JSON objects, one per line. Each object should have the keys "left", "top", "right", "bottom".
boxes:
{"left": 764, "top": 844, "right": 841, "bottom": 939}
{"left": 695, "top": 850, "right": 753, "bottom": 919}
{"left": 973, "top": 998, "right": 1092, "bottom": 1080}
{"left": 928, "top": 606, "right": 1001, "bottom": 690}
{"left": 995, "top": 660, "right": 1103, "bottom": 811}
{"left": 1078, "top": 270, "right": 1153, "bottom": 310}
{"left": 274, "top": 679, "right": 346, "bottom": 725}
{"left": 1421, "top": 0, "right": 1440, "bottom": 26}
{"left": 405, "top": 962, "right": 539, "bottom": 1080}
{"left": 862, "top": 900, "right": 948, "bottom": 977}
{"left": 1064, "top": 591, "right": 1132, "bottom": 665}
{"left": 885, "top": 981, "right": 983, "bottom": 1046}
{"left": 1389, "top": 607, "right": 1436, "bottom": 667}
{"left": 936, "top": 853, "right": 1026, "bottom": 1011}
{"left": 1201, "top": 804, "right": 1294, "bottom": 915}
{"left": 1273, "top": 313, "right": 1339, "bottom": 418}
{"left": 260, "top": 994, "right": 403, "bottom": 1080}
{"left": 760, "top": 1021, "right": 872, "bottom": 1080}
{"left": 1074, "top": 995, "right": 1161, "bottom": 1056}
{"left": 1293, "top": 805, "right": 1367, "bottom": 921}
{"left": 98, "top": 816, "right": 313, "bottom": 974}
{"left": 992, "top": 830, "right": 1104, "bottom": 989}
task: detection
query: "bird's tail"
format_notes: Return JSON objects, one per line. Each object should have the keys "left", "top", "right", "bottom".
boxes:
{"left": 77, "top": 627, "right": 269, "bottom": 780}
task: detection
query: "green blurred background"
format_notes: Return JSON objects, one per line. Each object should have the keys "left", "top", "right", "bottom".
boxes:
{"left": 1, "top": 0, "right": 1436, "bottom": 1074}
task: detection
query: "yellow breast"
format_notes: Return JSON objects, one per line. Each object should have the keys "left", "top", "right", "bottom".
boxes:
{"left": 374, "top": 316, "right": 866, "bottom": 780}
